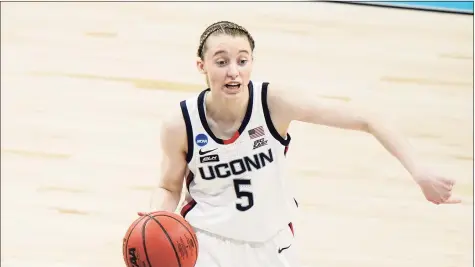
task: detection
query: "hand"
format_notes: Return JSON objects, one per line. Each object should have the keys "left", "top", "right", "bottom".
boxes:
{"left": 414, "top": 171, "right": 461, "bottom": 205}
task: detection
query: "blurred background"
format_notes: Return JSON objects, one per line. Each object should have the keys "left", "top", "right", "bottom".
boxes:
{"left": 1, "top": 1, "right": 473, "bottom": 267}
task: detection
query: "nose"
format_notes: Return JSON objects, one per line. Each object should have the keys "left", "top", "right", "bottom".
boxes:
{"left": 227, "top": 63, "right": 239, "bottom": 79}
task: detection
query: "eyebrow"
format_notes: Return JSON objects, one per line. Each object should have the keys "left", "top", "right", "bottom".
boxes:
{"left": 213, "top": 50, "right": 250, "bottom": 57}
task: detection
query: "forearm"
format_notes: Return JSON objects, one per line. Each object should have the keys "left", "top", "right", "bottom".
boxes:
{"left": 367, "top": 118, "right": 421, "bottom": 178}
{"left": 150, "top": 187, "right": 182, "bottom": 213}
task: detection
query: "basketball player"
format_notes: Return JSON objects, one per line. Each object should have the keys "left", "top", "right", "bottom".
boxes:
{"left": 140, "top": 21, "right": 460, "bottom": 267}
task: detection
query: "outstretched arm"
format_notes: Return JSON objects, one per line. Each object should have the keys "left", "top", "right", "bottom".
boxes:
{"left": 266, "top": 83, "right": 460, "bottom": 205}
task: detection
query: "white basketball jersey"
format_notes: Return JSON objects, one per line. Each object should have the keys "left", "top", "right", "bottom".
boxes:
{"left": 179, "top": 81, "right": 298, "bottom": 242}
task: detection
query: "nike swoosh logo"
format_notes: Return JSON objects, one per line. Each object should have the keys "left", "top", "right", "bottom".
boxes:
{"left": 278, "top": 244, "right": 291, "bottom": 254}
{"left": 199, "top": 148, "right": 218, "bottom": 155}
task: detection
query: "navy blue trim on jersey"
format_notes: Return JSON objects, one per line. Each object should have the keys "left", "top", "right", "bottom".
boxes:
{"left": 284, "top": 139, "right": 292, "bottom": 157}
{"left": 181, "top": 199, "right": 197, "bottom": 218}
{"left": 197, "top": 81, "right": 254, "bottom": 145}
{"left": 261, "top": 82, "right": 291, "bottom": 146}
{"left": 180, "top": 100, "right": 194, "bottom": 163}
{"left": 185, "top": 171, "right": 195, "bottom": 192}
{"left": 181, "top": 171, "right": 197, "bottom": 218}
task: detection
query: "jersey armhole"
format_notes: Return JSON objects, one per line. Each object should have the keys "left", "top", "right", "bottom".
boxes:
{"left": 261, "top": 82, "right": 291, "bottom": 146}
{"left": 180, "top": 100, "right": 194, "bottom": 163}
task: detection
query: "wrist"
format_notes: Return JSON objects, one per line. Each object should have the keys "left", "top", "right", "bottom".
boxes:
{"left": 408, "top": 165, "right": 431, "bottom": 183}
{"left": 401, "top": 158, "right": 425, "bottom": 180}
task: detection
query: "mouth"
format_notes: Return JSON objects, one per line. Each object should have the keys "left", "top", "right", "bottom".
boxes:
{"left": 224, "top": 82, "right": 241, "bottom": 91}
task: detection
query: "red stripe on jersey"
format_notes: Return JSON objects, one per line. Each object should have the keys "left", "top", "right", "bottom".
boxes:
{"left": 185, "top": 172, "right": 194, "bottom": 191}
{"left": 223, "top": 131, "right": 240, "bottom": 145}
{"left": 288, "top": 222, "right": 294, "bottom": 236}
{"left": 180, "top": 199, "right": 197, "bottom": 218}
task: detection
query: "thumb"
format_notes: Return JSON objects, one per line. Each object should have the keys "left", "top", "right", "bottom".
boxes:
{"left": 137, "top": 212, "right": 148, "bottom": 216}
{"left": 442, "top": 197, "right": 462, "bottom": 204}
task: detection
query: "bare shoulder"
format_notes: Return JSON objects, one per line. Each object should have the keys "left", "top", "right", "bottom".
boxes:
{"left": 160, "top": 105, "right": 188, "bottom": 154}
{"left": 263, "top": 82, "right": 294, "bottom": 136}
{"left": 266, "top": 82, "right": 291, "bottom": 107}
{"left": 266, "top": 81, "right": 310, "bottom": 115}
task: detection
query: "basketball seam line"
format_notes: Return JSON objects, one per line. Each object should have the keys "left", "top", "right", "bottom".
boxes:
{"left": 142, "top": 217, "right": 154, "bottom": 267}
{"left": 124, "top": 216, "right": 147, "bottom": 267}
{"left": 149, "top": 215, "right": 183, "bottom": 267}
{"left": 157, "top": 214, "right": 199, "bottom": 260}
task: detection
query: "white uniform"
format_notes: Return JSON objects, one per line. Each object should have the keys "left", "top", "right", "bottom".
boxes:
{"left": 179, "top": 81, "right": 300, "bottom": 267}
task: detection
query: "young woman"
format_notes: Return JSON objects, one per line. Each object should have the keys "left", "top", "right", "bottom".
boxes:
{"left": 142, "top": 21, "right": 460, "bottom": 267}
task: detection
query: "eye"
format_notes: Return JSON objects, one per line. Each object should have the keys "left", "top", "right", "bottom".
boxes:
{"left": 238, "top": 59, "right": 248, "bottom": 66}
{"left": 216, "top": 59, "right": 227, "bottom": 67}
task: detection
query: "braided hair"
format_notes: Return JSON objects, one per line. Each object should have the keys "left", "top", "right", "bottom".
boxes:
{"left": 197, "top": 21, "right": 255, "bottom": 59}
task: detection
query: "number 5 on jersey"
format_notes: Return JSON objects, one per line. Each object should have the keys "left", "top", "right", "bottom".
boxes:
{"left": 233, "top": 179, "right": 254, "bottom": 211}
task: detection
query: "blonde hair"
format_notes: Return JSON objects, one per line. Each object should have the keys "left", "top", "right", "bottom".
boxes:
{"left": 197, "top": 21, "right": 255, "bottom": 60}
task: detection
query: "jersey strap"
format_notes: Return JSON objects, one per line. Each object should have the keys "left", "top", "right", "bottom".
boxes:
{"left": 261, "top": 82, "right": 291, "bottom": 146}
{"left": 180, "top": 100, "right": 194, "bottom": 163}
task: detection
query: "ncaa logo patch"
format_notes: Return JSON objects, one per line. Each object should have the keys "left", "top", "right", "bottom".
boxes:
{"left": 195, "top": 134, "right": 208, "bottom": 147}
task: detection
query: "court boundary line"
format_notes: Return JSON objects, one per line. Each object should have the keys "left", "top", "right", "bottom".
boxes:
{"left": 323, "top": 1, "right": 474, "bottom": 15}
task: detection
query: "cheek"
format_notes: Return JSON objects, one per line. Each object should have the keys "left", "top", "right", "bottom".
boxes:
{"left": 239, "top": 65, "right": 253, "bottom": 78}
{"left": 207, "top": 67, "right": 226, "bottom": 82}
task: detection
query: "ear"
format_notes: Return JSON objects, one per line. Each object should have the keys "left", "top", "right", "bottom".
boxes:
{"left": 196, "top": 57, "right": 206, "bottom": 75}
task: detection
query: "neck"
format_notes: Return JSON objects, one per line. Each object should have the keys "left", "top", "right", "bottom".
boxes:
{"left": 205, "top": 86, "right": 249, "bottom": 123}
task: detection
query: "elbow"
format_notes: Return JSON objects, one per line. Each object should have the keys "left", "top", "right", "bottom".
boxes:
{"left": 158, "top": 183, "right": 182, "bottom": 196}
{"left": 362, "top": 115, "right": 373, "bottom": 133}
{"left": 359, "top": 109, "right": 381, "bottom": 134}
{"left": 363, "top": 112, "right": 386, "bottom": 135}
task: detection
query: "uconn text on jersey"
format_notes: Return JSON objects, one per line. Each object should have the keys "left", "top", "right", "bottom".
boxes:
{"left": 198, "top": 148, "right": 274, "bottom": 180}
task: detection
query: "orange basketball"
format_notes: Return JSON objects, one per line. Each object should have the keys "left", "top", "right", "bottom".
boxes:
{"left": 122, "top": 211, "right": 199, "bottom": 267}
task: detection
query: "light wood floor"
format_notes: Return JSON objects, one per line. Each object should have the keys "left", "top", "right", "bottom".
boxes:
{"left": 1, "top": 2, "right": 473, "bottom": 267}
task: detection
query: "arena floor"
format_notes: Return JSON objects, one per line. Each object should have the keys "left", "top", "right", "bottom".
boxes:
{"left": 1, "top": 2, "right": 473, "bottom": 267}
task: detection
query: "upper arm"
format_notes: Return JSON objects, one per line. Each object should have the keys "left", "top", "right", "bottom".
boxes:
{"left": 266, "top": 83, "right": 372, "bottom": 133}
{"left": 157, "top": 109, "right": 189, "bottom": 194}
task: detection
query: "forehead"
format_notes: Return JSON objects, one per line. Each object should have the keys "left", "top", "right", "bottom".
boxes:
{"left": 205, "top": 34, "right": 252, "bottom": 57}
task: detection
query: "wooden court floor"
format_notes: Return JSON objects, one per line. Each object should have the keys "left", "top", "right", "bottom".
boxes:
{"left": 1, "top": 2, "right": 473, "bottom": 267}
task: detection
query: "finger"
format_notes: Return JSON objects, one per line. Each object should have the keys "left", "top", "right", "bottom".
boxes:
{"left": 440, "top": 177, "right": 455, "bottom": 186}
{"left": 442, "top": 197, "right": 462, "bottom": 204}
{"left": 440, "top": 194, "right": 451, "bottom": 202}
{"left": 137, "top": 212, "right": 147, "bottom": 216}
{"left": 441, "top": 189, "right": 452, "bottom": 198}
{"left": 439, "top": 183, "right": 453, "bottom": 191}
{"left": 430, "top": 187, "right": 451, "bottom": 201}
